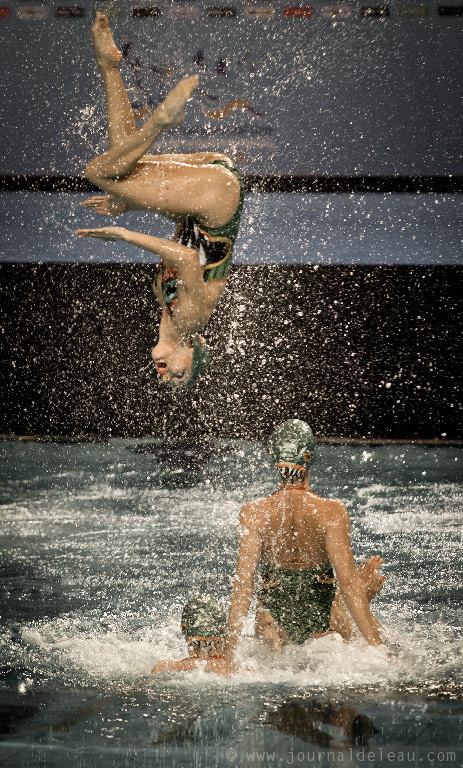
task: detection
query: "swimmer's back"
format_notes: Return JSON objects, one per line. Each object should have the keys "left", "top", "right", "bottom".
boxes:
{"left": 244, "top": 488, "right": 348, "bottom": 572}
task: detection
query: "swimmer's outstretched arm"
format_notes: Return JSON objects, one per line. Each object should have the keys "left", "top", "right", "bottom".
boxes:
{"left": 325, "top": 505, "right": 383, "bottom": 647}
{"left": 76, "top": 226, "right": 195, "bottom": 266}
{"left": 222, "top": 504, "right": 262, "bottom": 667}
{"left": 151, "top": 658, "right": 199, "bottom": 675}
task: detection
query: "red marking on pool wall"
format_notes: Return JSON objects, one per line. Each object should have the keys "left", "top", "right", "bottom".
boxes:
{"left": 283, "top": 6, "right": 313, "bottom": 16}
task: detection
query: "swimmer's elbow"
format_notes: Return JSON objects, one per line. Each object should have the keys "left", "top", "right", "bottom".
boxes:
{"left": 151, "top": 661, "right": 165, "bottom": 675}
{"left": 176, "top": 247, "right": 200, "bottom": 267}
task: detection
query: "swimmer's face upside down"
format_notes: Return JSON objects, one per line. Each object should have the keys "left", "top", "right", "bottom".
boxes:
{"left": 76, "top": 13, "right": 243, "bottom": 388}
{"left": 75, "top": 225, "right": 212, "bottom": 389}
{"left": 151, "top": 340, "right": 193, "bottom": 388}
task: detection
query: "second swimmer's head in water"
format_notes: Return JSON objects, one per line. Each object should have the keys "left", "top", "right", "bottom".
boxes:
{"left": 152, "top": 333, "right": 211, "bottom": 389}
{"left": 150, "top": 594, "right": 229, "bottom": 675}
{"left": 268, "top": 419, "right": 316, "bottom": 483}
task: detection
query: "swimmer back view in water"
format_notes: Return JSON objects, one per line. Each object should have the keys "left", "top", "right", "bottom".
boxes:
{"left": 219, "top": 420, "right": 385, "bottom": 670}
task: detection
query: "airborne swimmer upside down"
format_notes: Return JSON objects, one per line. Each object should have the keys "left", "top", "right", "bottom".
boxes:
{"left": 76, "top": 13, "right": 244, "bottom": 388}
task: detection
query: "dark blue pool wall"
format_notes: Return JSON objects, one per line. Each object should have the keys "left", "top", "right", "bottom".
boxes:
{"left": 1, "top": 263, "right": 461, "bottom": 440}
{"left": 2, "top": 1, "right": 463, "bottom": 178}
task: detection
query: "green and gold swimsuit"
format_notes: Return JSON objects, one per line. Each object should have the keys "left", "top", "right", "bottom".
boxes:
{"left": 257, "top": 485, "right": 337, "bottom": 645}
{"left": 159, "top": 159, "right": 244, "bottom": 311}
{"left": 258, "top": 562, "right": 336, "bottom": 645}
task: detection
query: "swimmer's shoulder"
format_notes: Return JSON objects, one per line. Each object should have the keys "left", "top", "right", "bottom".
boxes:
{"left": 239, "top": 497, "right": 271, "bottom": 527}
{"left": 317, "top": 496, "right": 350, "bottom": 531}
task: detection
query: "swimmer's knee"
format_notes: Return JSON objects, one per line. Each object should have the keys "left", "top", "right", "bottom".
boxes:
{"left": 213, "top": 152, "right": 234, "bottom": 164}
{"left": 84, "top": 157, "right": 114, "bottom": 184}
{"left": 84, "top": 158, "right": 102, "bottom": 184}
{"left": 202, "top": 168, "right": 240, "bottom": 225}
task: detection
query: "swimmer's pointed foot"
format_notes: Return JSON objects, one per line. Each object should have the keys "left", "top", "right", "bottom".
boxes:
{"left": 92, "top": 12, "right": 122, "bottom": 69}
{"left": 155, "top": 75, "right": 199, "bottom": 128}
{"left": 358, "top": 556, "right": 385, "bottom": 601}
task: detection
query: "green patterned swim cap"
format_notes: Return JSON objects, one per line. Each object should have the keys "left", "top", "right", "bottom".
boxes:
{"left": 180, "top": 334, "right": 211, "bottom": 389}
{"left": 268, "top": 419, "right": 316, "bottom": 469}
{"left": 181, "top": 595, "right": 226, "bottom": 638}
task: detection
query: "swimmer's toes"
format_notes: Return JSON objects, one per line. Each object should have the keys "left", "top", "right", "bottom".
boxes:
{"left": 92, "top": 13, "right": 122, "bottom": 68}
{"left": 158, "top": 75, "right": 199, "bottom": 126}
{"left": 188, "top": 74, "right": 200, "bottom": 90}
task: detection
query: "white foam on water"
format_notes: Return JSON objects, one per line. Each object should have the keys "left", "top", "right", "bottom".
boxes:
{"left": 17, "top": 608, "right": 463, "bottom": 694}
{"left": 356, "top": 483, "right": 391, "bottom": 499}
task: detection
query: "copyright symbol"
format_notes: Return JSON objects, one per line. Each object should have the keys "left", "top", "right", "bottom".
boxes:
{"left": 226, "top": 747, "right": 236, "bottom": 762}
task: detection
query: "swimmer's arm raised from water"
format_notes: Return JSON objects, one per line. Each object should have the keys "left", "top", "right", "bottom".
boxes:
{"left": 222, "top": 505, "right": 262, "bottom": 664}
{"left": 325, "top": 504, "right": 383, "bottom": 647}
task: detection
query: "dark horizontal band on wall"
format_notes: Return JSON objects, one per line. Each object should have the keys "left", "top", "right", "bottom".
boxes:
{"left": 246, "top": 176, "right": 463, "bottom": 193}
{"left": 1, "top": 175, "right": 463, "bottom": 193}
{"left": 1, "top": 434, "right": 461, "bottom": 446}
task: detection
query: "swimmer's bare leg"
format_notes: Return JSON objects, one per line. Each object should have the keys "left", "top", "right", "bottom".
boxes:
{"left": 92, "top": 17, "right": 222, "bottom": 164}
{"left": 79, "top": 13, "right": 137, "bottom": 217}
{"left": 330, "top": 556, "right": 385, "bottom": 640}
{"left": 85, "top": 18, "right": 239, "bottom": 226}
{"left": 92, "top": 13, "right": 135, "bottom": 148}
{"left": 84, "top": 75, "right": 241, "bottom": 226}
{"left": 85, "top": 65, "right": 199, "bottom": 181}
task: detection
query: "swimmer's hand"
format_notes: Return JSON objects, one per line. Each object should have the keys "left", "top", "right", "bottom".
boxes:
{"left": 151, "top": 657, "right": 240, "bottom": 676}
{"left": 205, "top": 658, "right": 239, "bottom": 677}
{"left": 79, "top": 195, "right": 128, "bottom": 217}
{"left": 75, "top": 226, "right": 128, "bottom": 241}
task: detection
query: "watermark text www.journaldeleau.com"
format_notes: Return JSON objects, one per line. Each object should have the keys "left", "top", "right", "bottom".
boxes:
{"left": 225, "top": 747, "right": 458, "bottom": 764}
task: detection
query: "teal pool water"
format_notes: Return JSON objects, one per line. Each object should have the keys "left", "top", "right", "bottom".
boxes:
{"left": 1, "top": 439, "right": 462, "bottom": 767}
